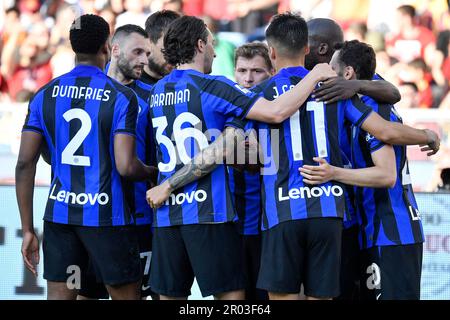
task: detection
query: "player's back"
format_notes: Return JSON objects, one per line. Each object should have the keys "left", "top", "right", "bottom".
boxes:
{"left": 149, "top": 69, "right": 257, "bottom": 227}
{"left": 254, "top": 66, "right": 372, "bottom": 230}
{"left": 351, "top": 96, "right": 424, "bottom": 249}
{"left": 24, "top": 64, "right": 138, "bottom": 227}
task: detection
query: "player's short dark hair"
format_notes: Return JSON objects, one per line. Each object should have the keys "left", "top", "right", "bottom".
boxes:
{"left": 265, "top": 12, "right": 308, "bottom": 58}
{"left": 145, "top": 10, "right": 181, "bottom": 44}
{"left": 112, "top": 24, "right": 148, "bottom": 44}
{"left": 234, "top": 42, "right": 273, "bottom": 70}
{"left": 70, "top": 14, "right": 110, "bottom": 55}
{"left": 397, "top": 5, "right": 416, "bottom": 18}
{"left": 334, "top": 40, "right": 376, "bottom": 80}
{"left": 163, "top": 15, "right": 209, "bottom": 66}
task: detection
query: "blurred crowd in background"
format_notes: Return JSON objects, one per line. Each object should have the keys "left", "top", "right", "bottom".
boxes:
{"left": 0, "top": 0, "right": 449, "bottom": 191}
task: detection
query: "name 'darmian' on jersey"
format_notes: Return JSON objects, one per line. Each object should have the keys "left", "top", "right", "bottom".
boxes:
{"left": 150, "top": 89, "right": 191, "bottom": 108}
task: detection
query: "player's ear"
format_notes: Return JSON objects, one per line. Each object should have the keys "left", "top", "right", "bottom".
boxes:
{"left": 304, "top": 45, "right": 310, "bottom": 56}
{"left": 269, "top": 46, "right": 276, "bottom": 61}
{"left": 318, "top": 43, "right": 328, "bottom": 56}
{"left": 111, "top": 43, "right": 120, "bottom": 57}
{"left": 197, "top": 38, "right": 205, "bottom": 53}
{"left": 344, "top": 66, "right": 355, "bottom": 80}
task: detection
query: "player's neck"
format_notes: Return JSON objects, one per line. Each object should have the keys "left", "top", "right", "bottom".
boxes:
{"left": 75, "top": 55, "right": 105, "bottom": 70}
{"left": 143, "top": 65, "right": 162, "bottom": 80}
{"left": 275, "top": 56, "right": 306, "bottom": 72}
{"left": 107, "top": 62, "right": 133, "bottom": 85}
{"left": 177, "top": 55, "right": 206, "bottom": 73}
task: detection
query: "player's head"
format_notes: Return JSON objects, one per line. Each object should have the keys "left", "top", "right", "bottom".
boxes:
{"left": 163, "top": 15, "right": 216, "bottom": 74}
{"left": 111, "top": 24, "right": 150, "bottom": 81}
{"left": 265, "top": 13, "right": 309, "bottom": 66}
{"left": 234, "top": 42, "right": 274, "bottom": 89}
{"left": 69, "top": 14, "right": 111, "bottom": 68}
{"left": 305, "top": 18, "right": 344, "bottom": 70}
{"left": 145, "top": 10, "right": 181, "bottom": 78}
{"left": 330, "top": 40, "right": 376, "bottom": 80}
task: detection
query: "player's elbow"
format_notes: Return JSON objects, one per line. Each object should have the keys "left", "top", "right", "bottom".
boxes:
{"left": 380, "top": 167, "right": 397, "bottom": 188}
{"left": 116, "top": 159, "right": 134, "bottom": 178}
{"left": 266, "top": 109, "right": 286, "bottom": 124}
{"left": 376, "top": 126, "right": 399, "bottom": 145}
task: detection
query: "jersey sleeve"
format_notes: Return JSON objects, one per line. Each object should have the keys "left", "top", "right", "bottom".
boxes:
{"left": 22, "top": 93, "right": 44, "bottom": 134}
{"left": 114, "top": 92, "right": 138, "bottom": 136}
{"left": 208, "top": 76, "right": 260, "bottom": 119}
{"left": 343, "top": 96, "right": 373, "bottom": 129}
{"left": 365, "top": 104, "right": 396, "bottom": 153}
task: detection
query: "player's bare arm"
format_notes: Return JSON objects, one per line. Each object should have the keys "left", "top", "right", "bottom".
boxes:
{"left": 299, "top": 145, "right": 397, "bottom": 187}
{"left": 245, "top": 63, "right": 336, "bottom": 123}
{"left": 146, "top": 126, "right": 259, "bottom": 209}
{"left": 114, "top": 134, "right": 158, "bottom": 182}
{"left": 312, "top": 77, "right": 401, "bottom": 104}
{"left": 15, "top": 131, "right": 42, "bottom": 276}
{"left": 361, "top": 112, "right": 440, "bottom": 155}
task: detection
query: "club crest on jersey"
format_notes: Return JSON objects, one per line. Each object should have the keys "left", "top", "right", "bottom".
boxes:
{"left": 164, "top": 189, "right": 208, "bottom": 206}
{"left": 48, "top": 184, "right": 110, "bottom": 206}
{"left": 366, "top": 133, "right": 375, "bottom": 142}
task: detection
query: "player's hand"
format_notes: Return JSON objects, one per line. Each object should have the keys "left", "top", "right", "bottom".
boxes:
{"left": 146, "top": 181, "right": 171, "bottom": 209}
{"left": 420, "top": 129, "right": 440, "bottom": 156}
{"left": 312, "top": 77, "right": 360, "bottom": 104}
{"left": 298, "top": 157, "right": 335, "bottom": 184}
{"left": 310, "top": 63, "right": 337, "bottom": 82}
{"left": 21, "top": 231, "right": 40, "bottom": 277}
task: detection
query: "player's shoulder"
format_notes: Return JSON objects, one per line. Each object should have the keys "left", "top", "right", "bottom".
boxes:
{"left": 105, "top": 75, "right": 137, "bottom": 101}
{"left": 132, "top": 80, "right": 153, "bottom": 100}
{"left": 29, "top": 77, "right": 61, "bottom": 105}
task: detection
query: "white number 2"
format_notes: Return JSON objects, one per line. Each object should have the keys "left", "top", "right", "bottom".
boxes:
{"left": 290, "top": 101, "right": 328, "bottom": 161}
{"left": 61, "top": 109, "right": 92, "bottom": 166}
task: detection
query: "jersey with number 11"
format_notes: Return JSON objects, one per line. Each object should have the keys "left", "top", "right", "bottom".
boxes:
{"left": 254, "top": 66, "right": 373, "bottom": 230}
{"left": 23, "top": 65, "right": 139, "bottom": 227}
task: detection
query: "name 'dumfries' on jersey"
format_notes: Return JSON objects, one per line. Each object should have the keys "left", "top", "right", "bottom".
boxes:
{"left": 52, "top": 85, "right": 111, "bottom": 101}
{"left": 150, "top": 89, "right": 190, "bottom": 108}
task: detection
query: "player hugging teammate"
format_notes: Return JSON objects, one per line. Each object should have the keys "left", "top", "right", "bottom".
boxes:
{"left": 16, "top": 11, "right": 440, "bottom": 300}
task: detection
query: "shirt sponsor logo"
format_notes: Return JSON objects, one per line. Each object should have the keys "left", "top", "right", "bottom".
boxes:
{"left": 165, "top": 189, "right": 208, "bottom": 205}
{"left": 48, "top": 184, "right": 109, "bottom": 206}
{"left": 278, "top": 185, "right": 344, "bottom": 201}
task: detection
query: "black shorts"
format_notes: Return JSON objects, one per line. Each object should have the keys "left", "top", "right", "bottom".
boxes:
{"left": 241, "top": 234, "right": 268, "bottom": 300}
{"left": 257, "top": 218, "right": 342, "bottom": 298}
{"left": 149, "top": 223, "right": 246, "bottom": 298}
{"left": 77, "top": 224, "right": 154, "bottom": 299}
{"left": 43, "top": 221, "right": 141, "bottom": 287}
{"left": 360, "top": 243, "right": 423, "bottom": 300}
{"left": 335, "top": 224, "right": 361, "bottom": 300}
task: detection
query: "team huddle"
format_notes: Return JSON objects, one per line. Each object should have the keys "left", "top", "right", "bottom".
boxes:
{"left": 15, "top": 10, "right": 440, "bottom": 300}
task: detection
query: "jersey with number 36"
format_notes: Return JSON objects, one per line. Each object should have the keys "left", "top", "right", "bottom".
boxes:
{"left": 253, "top": 66, "right": 373, "bottom": 230}
{"left": 148, "top": 69, "right": 259, "bottom": 227}
{"left": 23, "top": 65, "right": 138, "bottom": 227}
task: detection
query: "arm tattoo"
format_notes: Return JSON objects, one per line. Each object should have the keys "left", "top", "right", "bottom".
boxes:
{"left": 167, "top": 127, "right": 244, "bottom": 192}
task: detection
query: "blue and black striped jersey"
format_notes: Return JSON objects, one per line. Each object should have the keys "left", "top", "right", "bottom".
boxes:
{"left": 148, "top": 69, "right": 259, "bottom": 227}
{"left": 253, "top": 66, "right": 373, "bottom": 230}
{"left": 126, "top": 80, "right": 155, "bottom": 226}
{"left": 23, "top": 65, "right": 139, "bottom": 226}
{"left": 351, "top": 96, "right": 424, "bottom": 249}
{"left": 228, "top": 120, "right": 261, "bottom": 235}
